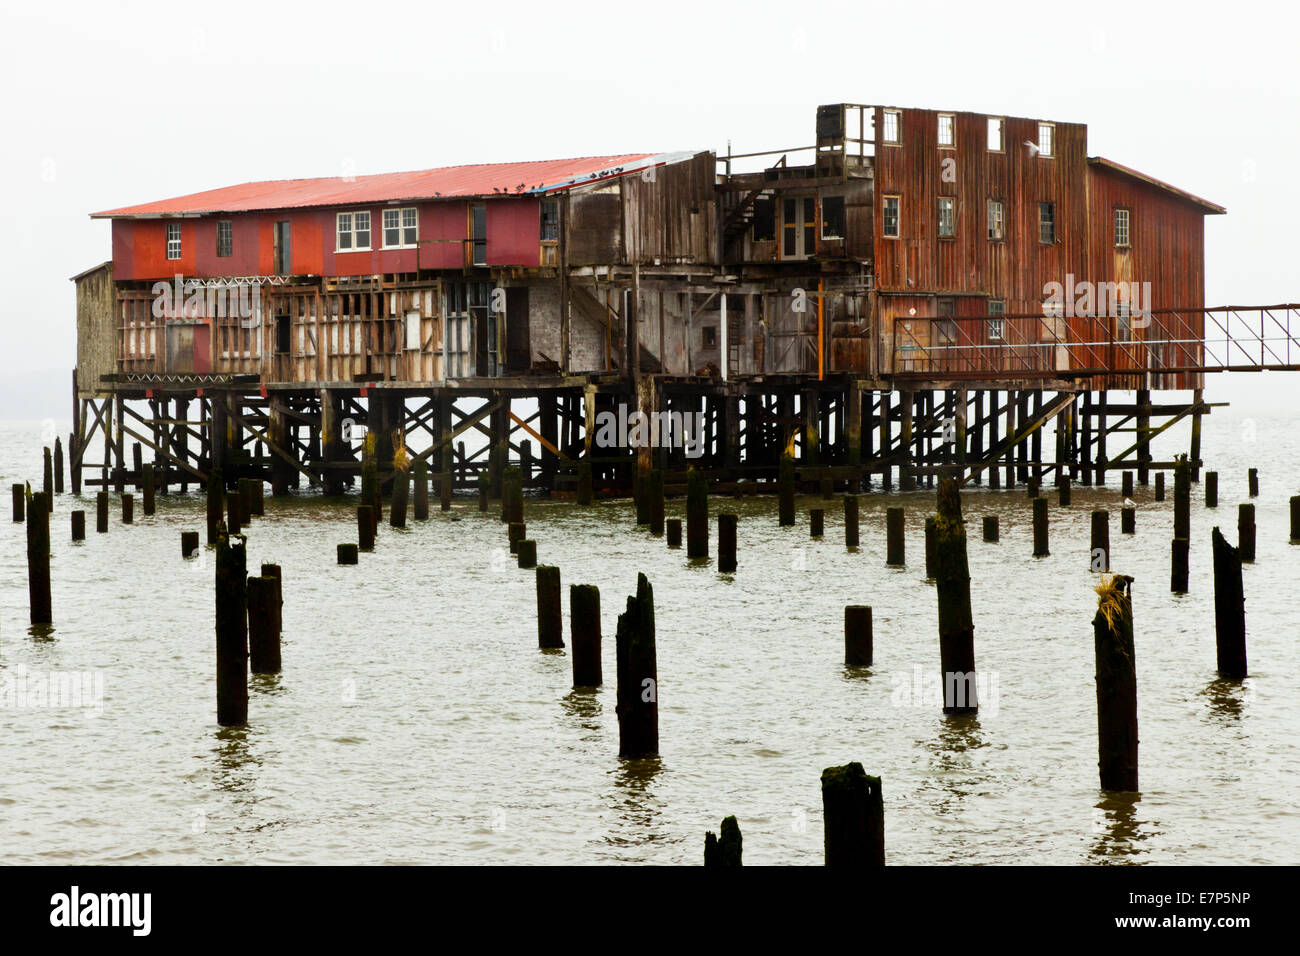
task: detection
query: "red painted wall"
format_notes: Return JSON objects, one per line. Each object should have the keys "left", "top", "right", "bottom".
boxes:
{"left": 487, "top": 198, "right": 541, "bottom": 266}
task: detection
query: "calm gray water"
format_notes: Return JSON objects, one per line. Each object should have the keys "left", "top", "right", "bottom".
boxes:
{"left": 1, "top": 395, "right": 1297, "bottom": 865}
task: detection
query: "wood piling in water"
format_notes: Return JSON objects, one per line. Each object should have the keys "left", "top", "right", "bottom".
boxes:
{"left": 924, "top": 516, "right": 936, "bottom": 580}
{"left": 503, "top": 465, "right": 523, "bottom": 525}
{"left": 1122, "top": 471, "right": 1134, "bottom": 499}
{"left": 54, "top": 437, "right": 64, "bottom": 494}
{"left": 686, "top": 466, "right": 708, "bottom": 559}
{"left": 1205, "top": 471, "right": 1218, "bottom": 508}
{"left": 517, "top": 539, "right": 537, "bottom": 568}
{"left": 1171, "top": 538, "right": 1189, "bottom": 593}
{"left": 1174, "top": 457, "right": 1191, "bottom": 541}
{"left": 666, "top": 519, "right": 681, "bottom": 548}
{"left": 43, "top": 447, "right": 52, "bottom": 507}
{"left": 142, "top": 464, "right": 155, "bottom": 516}
{"left": 413, "top": 458, "right": 429, "bottom": 520}
{"left": 12, "top": 483, "right": 24, "bottom": 522}
{"left": 536, "top": 565, "right": 564, "bottom": 649}
{"left": 615, "top": 573, "right": 658, "bottom": 759}
{"left": 96, "top": 490, "right": 109, "bottom": 534}
{"left": 821, "top": 762, "right": 884, "bottom": 867}
{"left": 508, "top": 521, "right": 526, "bottom": 554}
{"left": 261, "top": 563, "right": 282, "bottom": 641}
{"left": 206, "top": 470, "right": 224, "bottom": 544}
{"left": 982, "top": 515, "right": 998, "bottom": 542}
{"left": 1291, "top": 495, "right": 1300, "bottom": 542}
{"left": 1121, "top": 506, "right": 1135, "bottom": 535}
{"left": 1093, "top": 575, "right": 1138, "bottom": 792}
{"left": 1032, "top": 497, "right": 1049, "bottom": 557}
{"left": 886, "top": 507, "right": 905, "bottom": 566}
{"left": 648, "top": 468, "right": 664, "bottom": 536}
{"left": 1248, "top": 468, "right": 1259, "bottom": 498}
{"left": 226, "top": 489, "right": 241, "bottom": 535}
{"left": 703, "top": 816, "right": 743, "bottom": 867}
{"left": 718, "top": 513, "right": 737, "bottom": 572}
{"left": 238, "top": 478, "right": 254, "bottom": 524}
{"left": 1211, "top": 527, "right": 1247, "bottom": 679}
{"left": 1058, "top": 473, "right": 1071, "bottom": 506}
{"left": 935, "top": 477, "right": 976, "bottom": 713}
{"left": 247, "top": 575, "right": 282, "bottom": 674}
{"left": 1154, "top": 472, "right": 1165, "bottom": 501}
{"left": 71, "top": 510, "right": 85, "bottom": 541}
{"left": 810, "top": 508, "right": 824, "bottom": 539}
{"left": 337, "top": 543, "right": 358, "bottom": 565}
{"left": 1091, "top": 510, "right": 1110, "bottom": 572}
{"left": 122, "top": 493, "right": 134, "bottom": 524}
{"left": 1238, "top": 503, "right": 1255, "bottom": 563}
{"left": 844, "top": 496, "right": 860, "bottom": 547}
{"left": 1027, "top": 476, "right": 1039, "bottom": 499}
{"left": 27, "top": 491, "right": 51, "bottom": 624}
{"left": 778, "top": 453, "right": 795, "bottom": 527}
{"left": 390, "top": 465, "right": 410, "bottom": 529}
{"left": 577, "top": 460, "right": 593, "bottom": 506}
{"left": 357, "top": 505, "right": 374, "bottom": 552}
{"left": 844, "top": 605, "right": 872, "bottom": 667}
{"left": 182, "top": 530, "right": 199, "bottom": 558}
{"left": 216, "top": 528, "right": 249, "bottom": 726}
{"left": 478, "top": 472, "right": 490, "bottom": 511}
{"left": 570, "top": 584, "right": 602, "bottom": 687}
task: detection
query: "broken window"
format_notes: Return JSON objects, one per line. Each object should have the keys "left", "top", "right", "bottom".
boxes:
{"left": 166, "top": 222, "right": 181, "bottom": 260}
{"left": 751, "top": 197, "right": 776, "bottom": 242}
{"left": 938, "top": 197, "right": 956, "bottom": 238}
{"left": 217, "top": 220, "right": 232, "bottom": 258}
{"left": 987, "top": 199, "right": 1004, "bottom": 240}
{"left": 821, "top": 196, "right": 845, "bottom": 240}
{"left": 702, "top": 325, "right": 717, "bottom": 347}
{"left": 1038, "top": 202, "right": 1056, "bottom": 244}
{"left": 882, "top": 195, "right": 900, "bottom": 239}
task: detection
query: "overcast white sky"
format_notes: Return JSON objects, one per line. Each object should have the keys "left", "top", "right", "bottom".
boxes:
{"left": 0, "top": 0, "right": 1296, "bottom": 414}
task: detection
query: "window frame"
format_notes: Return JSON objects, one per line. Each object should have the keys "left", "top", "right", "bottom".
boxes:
{"left": 987, "top": 199, "right": 1005, "bottom": 241}
{"left": 1038, "top": 201, "right": 1056, "bottom": 245}
{"left": 937, "top": 196, "right": 956, "bottom": 239}
{"left": 382, "top": 206, "right": 419, "bottom": 249}
{"left": 216, "top": 220, "right": 233, "bottom": 258}
{"left": 540, "top": 199, "right": 560, "bottom": 242}
{"left": 987, "top": 299, "right": 1006, "bottom": 341}
{"left": 937, "top": 113, "right": 956, "bottom": 149}
{"left": 1037, "top": 122, "right": 1055, "bottom": 158}
{"left": 882, "top": 109, "right": 902, "bottom": 145}
{"left": 882, "top": 194, "right": 901, "bottom": 239}
{"left": 1114, "top": 207, "right": 1131, "bottom": 249}
{"left": 987, "top": 117, "right": 1004, "bottom": 152}
{"left": 336, "top": 210, "right": 372, "bottom": 253}
{"left": 166, "top": 222, "right": 182, "bottom": 261}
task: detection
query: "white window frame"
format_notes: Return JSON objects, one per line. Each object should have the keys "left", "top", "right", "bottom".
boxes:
{"left": 987, "top": 199, "right": 1005, "bottom": 240}
{"left": 1114, "top": 207, "right": 1131, "bottom": 249}
{"left": 882, "top": 109, "right": 902, "bottom": 145}
{"left": 336, "top": 210, "right": 372, "bottom": 252}
{"left": 937, "top": 197, "right": 956, "bottom": 238}
{"left": 987, "top": 117, "right": 1004, "bottom": 152}
{"left": 882, "top": 195, "right": 901, "bottom": 239}
{"left": 1037, "top": 122, "right": 1055, "bottom": 158}
{"left": 988, "top": 300, "right": 1005, "bottom": 341}
{"left": 938, "top": 113, "right": 956, "bottom": 149}
{"left": 383, "top": 206, "right": 419, "bottom": 249}
{"left": 166, "top": 222, "right": 182, "bottom": 260}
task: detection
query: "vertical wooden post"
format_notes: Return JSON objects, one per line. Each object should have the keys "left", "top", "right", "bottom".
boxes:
{"left": 844, "top": 496, "right": 859, "bottom": 548}
{"left": 12, "top": 483, "right": 25, "bottom": 522}
{"left": 686, "top": 466, "right": 708, "bottom": 559}
{"left": 122, "top": 493, "right": 134, "bottom": 524}
{"left": 96, "top": 490, "right": 109, "bottom": 534}
{"left": 389, "top": 463, "right": 409, "bottom": 528}
{"left": 704, "top": 816, "right": 743, "bottom": 867}
{"left": 616, "top": 573, "right": 658, "bottom": 758}
{"left": 508, "top": 522, "right": 526, "bottom": 554}
{"left": 1032, "top": 497, "right": 1049, "bottom": 556}
{"left": 576, "top": 459, "right": 593, "bottom": 506}
{"left": 1121, "top": 506, "right": 1135, "bottom": 535}
{"left": 982, "top": 515, "right": 998, "bottom": 542}
{"left": 215, "top": 528, "right": 249, "bottom": 726}
{"left": 1058, "top": 472, "right": 1071, "bottom": 506}
{"left": 1094, "top": 575, "right": 1138, "bottom": 792}
{"left": 1174, "top": 454, "right": 1191, "bottom": 540}
{"left": 1248, "top": 468, "right": 1259, "bottom": 498}
{"left": 648, "top": 468, "right": 664, "bottom": 536}
{"left": 27, "top": 491, "right": 51, "bottom": 625}
{"left": 1211, "top": 527, "right": 1247, "bottom": 679}
{"left": 1171, "top": 540, "right": 1190, "bottom": 593}
{"left": 1291, "top": 495, "right": 1300, "bottom": 542}
{"left": 142, "top": 463, "right": 155, "bottom": 516}
{"left": 820, "top": 762, "right": 884, "bottom": 867}
{"left": 182, "top": 531, "right": 199, "bottom": 558}
{"left": 1121, "top": 471, "right": 1134, "bottom": 500}
{"left": 1090, "top": 509, "right": 1110, "bottom": 572}
{"left": 810, "top": 508, "right": 825, "bottom": 539}
{"left": 206, "top": 470, "right": 224, "bottom": 544}
{"left": 247, "top": 575, "right": 282, "bottom": 674}
{"left": 666, "top": 519, "right": 682, "bottom": 548}
{"left": 1154, "top": 472, "right": 1165, "bottom": 502}
{"left": 935, "top": 477, "right": 976, "bottom": 713}
{"left": 71, "top": 510, "right": 85, "bottom": 541}
{"left": 778, "top": 452, "right": 795, "bottom": 526}
{"left": 924, "top": 516, "right": 936, "bottom": 579}
{"left": 357, "top": 505, "right": 374, "bottom": 551}
{"left": 226, "top": 487, "right": 241, "bottom": 535}
{"left": 536, "top": 565, "right": 564, "bottom": 650}
{"left": 1238, "top": 503, "right": 1256, "bottom": 563}
{"left": 517, "top": 540, "right": 537, "bottom": 568}
{"left": 886, "top": 507, "right": 904, "bottom": 566}
{"left": 54, "top": 437, "right": 65, "bottom": 494}
{"left": 844, "top": 605, "right": 872, "bottom": 667}
{"left": 413, "top": 457, "right": 429, "bottom": 520}
{"left": 43, "top": 446, "right": 53, "bottom": 507}
{"left": 718, "top": 513, "right": 737, "bottom": 572}
{"left": 570, "top": 584, "right": 602, "bottom": 687}
{"left": 337, "top": 543, "right": 359, "bottom": 564}
{"left": 1205, "top": 471, "right": 1218, "bottom": 508}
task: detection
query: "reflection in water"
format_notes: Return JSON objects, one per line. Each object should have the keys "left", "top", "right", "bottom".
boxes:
{"left": 210, "top": 726, "right": 260, "bottom": 797}
{"left": 1203, "top": 677, "right": 1252, "bottom": 723}
{"left": 919, "top": 713, "right": 987, "bottom": 820}
{"left": 27, "top": 623, "right": 56, "bottom": 642}
{"left": 603, "top": 757, "right": 665, "bottom": 854}
{"left": 250, "top": 673, "right": 283, "bottom": 697}
{"left": 1089, "top": 792, "right": 1155, "bottom": 863}
{"left": 561, "top": 687, "right": 601, "bottom": 727}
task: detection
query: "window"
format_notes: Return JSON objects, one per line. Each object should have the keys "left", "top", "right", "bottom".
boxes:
{"left": 1037, "top": 122, "right": 1054, "bottom": 157}
{"left": 751, "top": 197, "right": 776, "bottom": 242}
{"left": 166, "top": 223, "right": 181, "bottom": 260}
{"left": 987, "top": 117, "right": 1003, "bottom": 152}
{"left": 882, "top": 195, "right": 900, "bottom": 239}
{"left": 821, "top": 195, "right": 845, "bottom": 239}
{"left": 1038, "top": 202, "right": 1056, "bottom": 244}
{"left": 216, "top": 220, "right": 232, "bottom": 258}
{"left": 988, "top": 299, "right": 1005, "bottom": 341}
{"left": 781, "top": 196, "right": 815, "bottom": 258}
{"left": 938, "top": 113, "right": 955, "bottom": 148}
{"left": 1114, "top": 208, "right": 1130, "bottom": 248}
{"left": 702, "top": 325, "right": 717, "bottom": 347}
{"left": 938, "top": 197, "right": 956, "bottom": 238}
{"left": 336, "top": 210, "right": 371, "bottom": 251}
{"left": 470, "top": 204, "right": 487, "bottom": 266}
{"left": 540, "top": 199, "right": 559, "bottom": 241}
{"left": 883, "top": 109, "right": 901, "bottom": 144}
{"left": 987, "top": 199, "right": 1005, "bottom": 240}
{"left": 383, "top": 207, "right": 418, "bottom": 248}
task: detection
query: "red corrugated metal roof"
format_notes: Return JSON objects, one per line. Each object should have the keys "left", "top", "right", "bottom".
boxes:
{"left": 1088, "top": 157, "right": 1226, "bottom": 214}
{"left": 91, "top": 154, "right": 659, "bottom": 218}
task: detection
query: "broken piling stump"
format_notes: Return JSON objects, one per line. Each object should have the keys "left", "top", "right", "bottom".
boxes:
{"left": 615, "top": 573, "right": 658, "bottom": 759}
{"left": 718, "top": 513, "right": 737, "bottom": 573}
{"left": 1211, "top": 527, "right": 1247, "bottom": 679}
{"left": 1058, "top": 473, "right": 1071, "bottom": 506}
{"left": 517, "top": 539, "right": 537, "bottom": 569}
{"left": 216, "top": 527, "right": 249, "bottom": 726}
{"left": 142, "top": 463, "right": 155, "bottom": 516}
{"left": 503, "top": 465, "right": 523, "bottom": 525}
{"left": 261, "top": 563, "right": 283, "bottom": 639}
{"left": 390, "top": 465, "right": 410, "bottom": 528}
{"left": 1171, "top": 538, "right": 1190, "bottom": 593}
{"left": 11, "top": 483, "right": 23, "bottom": 522}
{"left": 43, "top": 447, "right": 52, "bottom": 507}
{"left": 357, "top": 505, "right": 374, "bottom": 552}
{"left": 54, "top": 437, "right": 64, "bottom": 494}
{"left": 508, "top": 521, "right": 526, "bottom": 554}
{"left": 1205, "top": 471, "right": 1218, "bottom": 508}
{"left": 686, "top": 466, "right": 708, "bottom": 559}
{"left": 844, "top": 605, "right": 872, "bottom": 667}
{"left": 665, "top": 519, "right": 682, "bottom": 548}
{"left": 71, "top": 510, "right": 85, "bottom": 542}
{"left": 1238, "top": 503, "right": 1255, "bottom": 563}
{"left": 810, "top": 508, "right": 825, "bottom": 539}
{"left": 1122, "top": 471, "right": 1134, "bottom": 499}
{"left": 935, "top": 477, "right": 976, "bottom": 713}
{"left": 1248, "top": 467, "right": 1259, "bottom": 498}
{"left": 704, "top": 816, "right": 743, "bottom": 867}
{"left": 1032, "top": 497, "right": 1049, "bottom": 557}
{"left": 570, "top": 584, "right": 602, "bottom": 687}
{"left": 820, "top": 762, "right": 884, "bottom": 867}
{"left": 1091, "top": 510, "right": 1110, "bottom": 572}
{"left": 1174, "top": 456, "right": 1191, "bottom": 541}
{"left": 1154, "top": 471, "right": 1165, "bottom": 502}
{"left": 924, "top": 516, "right": 936, "bottom": 580}
{"left": 886, "top": 507, "right": 905, "bottom": 566}
{"left": 122, "top": 493, "right": 134, "bottom": 525}
{"left": 247, "top": 575, "right": 282, "bottom": 674}
{"left": 182, "top": 530, "right": 199, "bottom": 558}
{"left": 648, "top": 468, "right": 665, "bottom": 536}
{"left": 96, "top": 490, "right": 108, "bottom": 533}
{"left": 536, "top": 565, "right": 564, "bottom": 650}
{"left": 1121, "top": 506, "right": 1135, "bottom": 535}
{"left": 844, "top": 496, "right": 860, "bottom": 548}
{"left": 337, "top": 543, "right": 358, "bottom": 565}
{"left": 982, "top": 515, "right": 998, "bottom": 542}
{"left": 27, "top": 491, "right": 51, "bottom": 625}
{"left": 1093, "top": 574, "right": 1138, "bottom": 792}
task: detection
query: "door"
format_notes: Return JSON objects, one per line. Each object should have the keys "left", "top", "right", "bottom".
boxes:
{"left": 781, "top": 196, "right": 816, "bottom": 259}
{"left": 504, "top": 287, "right": 530, "bottom": 374}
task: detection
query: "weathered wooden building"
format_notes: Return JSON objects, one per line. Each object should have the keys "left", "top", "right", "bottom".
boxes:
{"left": 74, "top": 102, "right": 1284, "bottom": 497}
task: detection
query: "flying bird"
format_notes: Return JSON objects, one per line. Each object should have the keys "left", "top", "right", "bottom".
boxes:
{"left": 1024, "top": 141, "right": 1041, "bottom": 156}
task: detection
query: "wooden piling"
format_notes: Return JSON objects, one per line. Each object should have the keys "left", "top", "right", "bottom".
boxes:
{"left": 12, "top": 483, "right": 24, "bottom": 522}
{"left": 635, "top": 472, "right": 651, "bottom": 526}
{"left": 413, "top": 458, "right": 429, "bottom": 520}
{"left": 820, "top": 762, "right": 884, "bottom": 867}
{"left": 778, "top": 452, "right": 795, "bottom": 527}
{"left": 982, "top": 515, "right": 998, "bottom": 542}
{"left": 886, "top": 507, "right": 904, "bottom": 566}
{"left": 361, "top": 434, "right": 381, "bottom": 523}
{"left": 182, "top": 530, "right": 199, "bottom": 558}
{"left": 503, "top": 465, "right": 523, "bottom": 525}
{"left": 666, "top": 519, "right": 682, "bottom": 548}
{"left": 718, "top": 513, "right": 737, "bottom": 572}
{"left": 142, "top": 463, "right": 155, "bottom": 516}
{"left": 389, "top": 464, "right": 409, "bottom": 529}
{"left": 215, "top": 528, "right": 249, "bottom": 726}
{"left": 122, "top": 493, "right": 134, "bottom": 524}
{"left": 1058, "top": 473, "right": 1071, "bottom": 506}
{"left": 844, "top": 496, "right": 860, "bottom": 548}
{"left": 1032, "top": 497, "right": 1049, "bottom": 557}
{"left": 254, "top": 480, "right": 265, "bottom": 517}
{"left": 1091, "top": 510, "right": 1110, "bottom": 572}
{"left": 686, "top": 466, "right": 708, "bottom": 559}
{"left": 206, "top": 470, "right": 224, "bottom": 544}
{"left": 648, "top": 468, "right": 664, "bottom": 536}
{"left": 1154, "top": 471, "right": 1165, "bottom": 502}
{"left": 924, "top": 516, "right": 936, "bottom": 579}
{"left": 810, "top": 508, "right": 825, "bottom": 539}
{"left": 1291, "top": 496, "right": 1300, "bottom": 542}
{"left": 536, "top": 565, "right": 564, "bottom": 649}
{"left": 1093, "top": 575, "right": 1138, "bottom": 792}
{"left": 1238, "top": 503, "right": 1255, "bottom": 563}
{"left": 1171, "top": 538, "right": 1190, "bottom": 593}
{"left": 337, "top": 543, "right": 358, "bottom": 565}
{"left": 1211, "top": 527, "right": 1247, "bottom": 679}
{"left": 43, "top": 446, "right": 53, "bottom": 506}
{"left": 517, "top": 539, "right": 537, "bottom": 568}
{"left": 1174, "top": 456, "right": 1191, "bottom": 541}
{"left": 1027, "top": 476, "right": 1039, "bottom": 499}
{"left": 476, "top": 472, "right": 489, "bottom": 511}
{"left": 508, "top": 521, "right": 526, "bottom": 554}
{"left": 26, "top": 491, "right": 51, "bottom": 625}
{"left": 1248, "top": 467, "right": 1259, "bottom": 498}
{"left": 704, "top": 816, "right": 743, "bottom": 867}
{"left": 1122, "top": 471, "right": 1134, "bottom": 499}
{"left": 577, "top": 460, "right": 593, "bottom": 506}
{"left": 935, "top": 477, "right": 976, "bottom": 713}
{"left": 615, "top": 572, "right": 658, "bottom": 758}
{"left": 570, "top": 584, "right": 602, "bottom": 687}
{"left": 71, "top": 510, "right": 85, "bottom": 541}
{"left": 844, "top": 605, "right": 872, "bottom": 667}
{"left": 1205, "top": 471, "right": 1218, "bottom": 508}
{"left": 226, "top": 488, "right": 241, "bottom": 535}
{"left": 238, "top": 478, "right": 254, "bottom": 523}
{"left": 247, "top": 575, "right": 282, "bottom": 674}
{"left": 1121, "top": 506, "right": 1135, "bottom": 535}
{"left": 96, "top": 490, "right": 108, "bottom": 533}
{"left": 53, "top": 437, "right": 64, "bottom": 494}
